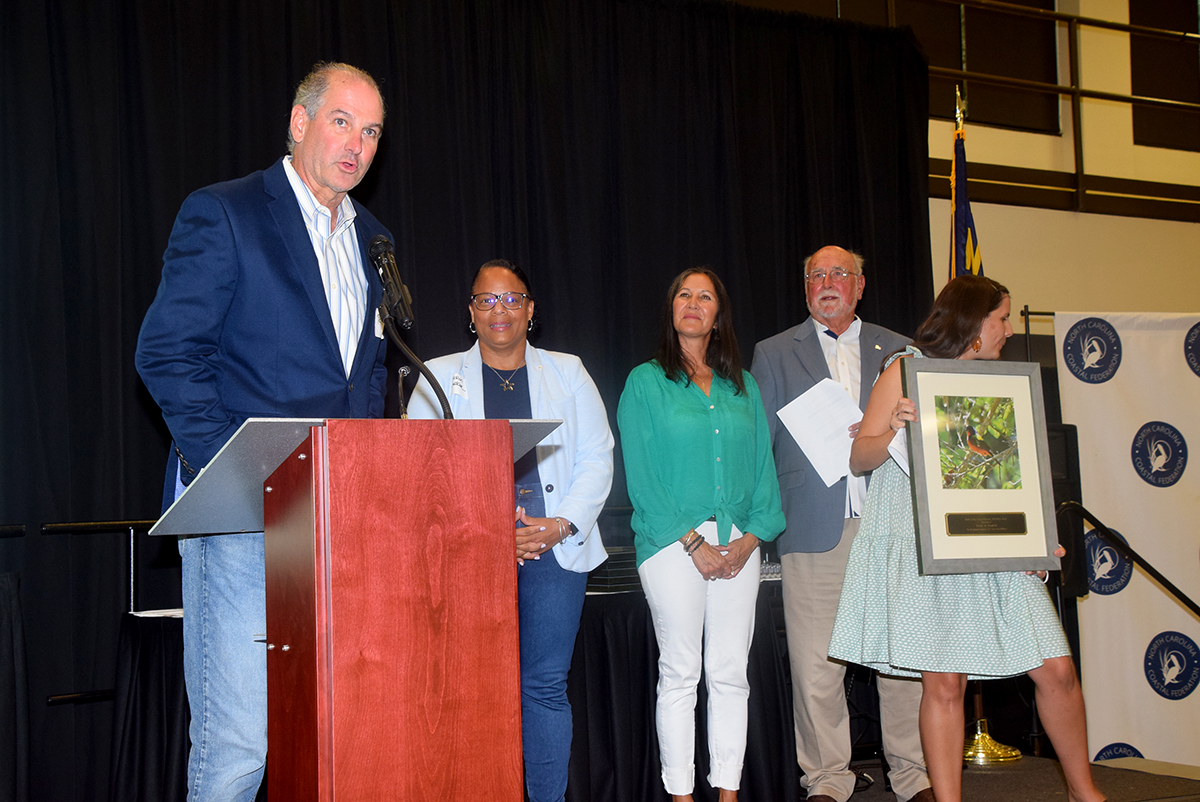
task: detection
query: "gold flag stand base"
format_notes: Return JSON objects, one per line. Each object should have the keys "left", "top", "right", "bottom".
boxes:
{"left": 963, "top": 718, "right": 1022, "bottom": 765}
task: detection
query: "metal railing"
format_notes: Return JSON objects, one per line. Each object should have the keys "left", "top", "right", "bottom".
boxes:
{"left": 3, "top": 518, "right": 159, "bottom": 706}
{"left": 889, "top": 0, "right": 1200, "bottom": 210}
{"left": 40, "top": 519, "right": 160, "bottom": 614}
{"left": 1056, "top": 501, "right": 1200, "bottom": 621}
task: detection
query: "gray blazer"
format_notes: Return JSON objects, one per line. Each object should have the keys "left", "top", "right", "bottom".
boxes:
{"left": 750, "top": 317, "right": 909, "bottom": 555}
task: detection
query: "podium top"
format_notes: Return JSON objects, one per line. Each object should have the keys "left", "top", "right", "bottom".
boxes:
{"left": 149, "top": 417, "right": 560, "bottom": 537}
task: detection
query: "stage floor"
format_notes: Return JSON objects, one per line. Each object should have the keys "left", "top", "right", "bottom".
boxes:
{"left": 846, "top": 756, "right": 1200, "bottom": 802}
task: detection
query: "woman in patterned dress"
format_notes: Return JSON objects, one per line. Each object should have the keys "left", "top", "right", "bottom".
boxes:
{"left": 829, "top": 275, "right": 1105, "bottom": 802}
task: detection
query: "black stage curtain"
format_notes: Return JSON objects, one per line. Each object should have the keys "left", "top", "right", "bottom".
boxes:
{"left": 2, "top": 1, "right": 930, "bottom": 798}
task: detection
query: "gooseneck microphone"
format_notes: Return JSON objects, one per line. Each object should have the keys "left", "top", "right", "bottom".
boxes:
{"left": 368, "top": 235, "right": 416, "bottom": 330}
{"left": 367, "top": 235, "right": 453, "bottom": 419}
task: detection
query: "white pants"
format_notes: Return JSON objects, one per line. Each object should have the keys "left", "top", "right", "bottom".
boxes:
{"left": 638, "top": 521, "right": 761, "bottom": 794}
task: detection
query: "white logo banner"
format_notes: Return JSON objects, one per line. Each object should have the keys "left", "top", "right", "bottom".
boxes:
{"left": 1056, "top": 312, "right": 1200, "bottom": 766}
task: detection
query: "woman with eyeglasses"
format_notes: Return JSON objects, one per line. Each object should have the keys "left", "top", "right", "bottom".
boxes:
{"left": 407, "top": 259, "right": 614, "bottom": 802}
{"left": 617, "top": 267, "right": 784, "bottom": 802}
{"left": 828, "top": 275, "right": 1105, "bottom": 802}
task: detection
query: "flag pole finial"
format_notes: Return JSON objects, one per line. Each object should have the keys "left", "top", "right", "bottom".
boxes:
{"left": 950, "top": 87, "right": 983, "bottom": 278}
{"left": 955, "top": 85, "right": 965, "bottom": 131}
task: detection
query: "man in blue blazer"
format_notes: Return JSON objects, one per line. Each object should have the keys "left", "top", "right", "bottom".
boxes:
{"left": 751, "top": 246, "right": 931, "bottom": 802}
{"left": 136, "top": 62, "right": 391, "bottom": 802}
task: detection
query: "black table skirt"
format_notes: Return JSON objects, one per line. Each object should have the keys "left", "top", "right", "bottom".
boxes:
{"left": 109, "top": 614, "right": 188, "bottom": 802}
{"left": 1, "top": 573, "right": 29, "bottom": 802}
{"left": 109, "top": 585, "right": 800, "bottom": 801}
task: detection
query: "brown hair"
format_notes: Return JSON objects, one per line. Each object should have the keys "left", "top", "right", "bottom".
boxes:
{"left": 653, "top": 267, "right": 745, "bottom": 395}
{"left": 911, "top": 275, "right": 1010, "bottom": 359}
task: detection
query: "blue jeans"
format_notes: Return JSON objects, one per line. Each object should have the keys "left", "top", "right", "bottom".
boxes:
{"left": 179, "top": 532, "right": 267, "bottom": 801}
{"left": 516, "top": 484, "right": 588, "bottom": 802}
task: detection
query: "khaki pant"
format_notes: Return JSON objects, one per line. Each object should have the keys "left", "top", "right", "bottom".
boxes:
{"left": 781, "top": 518, "right": 929, "bottom": 802}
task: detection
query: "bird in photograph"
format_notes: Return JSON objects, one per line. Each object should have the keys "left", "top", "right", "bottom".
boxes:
{"left": 962, "top": 425, "right": 993, "bottom": 459}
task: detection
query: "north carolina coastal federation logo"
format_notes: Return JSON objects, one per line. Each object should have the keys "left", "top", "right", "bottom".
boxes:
{"left": 1130, "top": 421, "right": 1188, "bottom": 488}
{"left": 1144, "top": 631, "right": 1200, "bottom": 700}
{"left": 1094, "top": 742, "right": 1144, "bottom": 761}
{"left": 1185, "top": 321, "right": 1200, "bottom": 378}
{"left": 1062, "top": 318, "right": 1122, "bottom": 384}
{"left": 1085, "top": 527, "right": 1132, "bottom": 596}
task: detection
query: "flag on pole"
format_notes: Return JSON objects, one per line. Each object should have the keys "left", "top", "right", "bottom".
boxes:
{"left": 950, "top": 123, "right": 984, "bottom": 278}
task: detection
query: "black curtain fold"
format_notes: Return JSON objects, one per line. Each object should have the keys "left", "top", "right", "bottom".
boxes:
{"left": 0, "top": 574, "right": 30, "bottom": 802}
{"left": 1, "top": 1, "right": 930, "bottom": 797}
{"left": 108, "top": 615, "right": 187, "bottom": 802}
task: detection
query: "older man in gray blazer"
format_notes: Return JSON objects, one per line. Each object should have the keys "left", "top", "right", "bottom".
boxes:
{"left": 751, "top": 246, "right": 931, "bottom": 802}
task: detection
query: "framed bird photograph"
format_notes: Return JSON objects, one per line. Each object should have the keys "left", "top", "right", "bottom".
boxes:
{"left": 901, "top": 358, "right": 1061, "bottom": 576}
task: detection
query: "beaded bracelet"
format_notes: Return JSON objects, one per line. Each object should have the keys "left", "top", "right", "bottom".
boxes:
{"left": 679, "top": 529, "right": 699, "bottom": 551}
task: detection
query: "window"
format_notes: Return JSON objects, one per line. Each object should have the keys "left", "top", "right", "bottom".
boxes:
{"left": 740, "top": 0, "right": 1061, "bottom": 134}
{"left": 898, "top": 0, "right": 1059, "bottom": 133}
{"left": 1129, "top": 0, "right": 1200, "bottom": 152}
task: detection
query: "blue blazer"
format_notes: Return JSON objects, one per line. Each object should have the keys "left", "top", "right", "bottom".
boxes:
{"left": 136, "top": 158, "right": 392, "bottom": 508}
{"left": 751, "top": 317, "right": 909, "bottom": 555}
{"left": 406, "top": 342, "right": 614, "bottom": 573}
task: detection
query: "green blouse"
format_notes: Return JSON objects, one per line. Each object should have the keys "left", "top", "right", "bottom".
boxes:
{"left": 617, "top": 361, "right": 785, "bottom": 566}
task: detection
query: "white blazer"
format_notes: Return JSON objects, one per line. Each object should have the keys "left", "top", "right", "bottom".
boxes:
{"left": 406, "top": 342, "right": 614, "bottom": 572}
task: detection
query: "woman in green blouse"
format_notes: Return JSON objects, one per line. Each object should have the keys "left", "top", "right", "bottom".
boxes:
{"left": 617, "top": 267, "right": 785, "bottom": 802}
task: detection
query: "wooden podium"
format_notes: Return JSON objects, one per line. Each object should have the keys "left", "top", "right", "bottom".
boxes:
{"left": 262, "top": 419, "right": 522, "bottom": 800}
{"left": 150, "top": 417, "right": 537, "bottom": 801}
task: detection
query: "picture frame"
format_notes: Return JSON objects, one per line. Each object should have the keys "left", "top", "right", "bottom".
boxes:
{"left": 901, "top": 357, "right": 1061, "bottom": 576}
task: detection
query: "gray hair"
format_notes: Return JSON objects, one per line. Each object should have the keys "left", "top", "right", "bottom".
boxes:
{"left": 286, "top": 62, "right": 384, "bottom": 154}
{"left": 802, "top": 247, "right": 865, "bottom": 276}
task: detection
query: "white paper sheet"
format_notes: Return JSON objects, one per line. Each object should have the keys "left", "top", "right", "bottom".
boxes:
{"left": 776, "top": 378, "right": 861, "bottom": 487}
{"left": 888, "top": 426, "right": 910, "bottom": 476}
{"left": 130, "top": 608, "right": 184, "bottom": 618}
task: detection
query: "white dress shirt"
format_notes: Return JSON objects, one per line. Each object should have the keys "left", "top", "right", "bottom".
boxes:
{"left": 815, "top": 316, "right": 866, "bottom": 518}
{"left": 283, "top": 156, "right": 367, "bottom": 377}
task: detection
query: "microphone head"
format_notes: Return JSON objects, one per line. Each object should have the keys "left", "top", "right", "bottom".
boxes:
{"left": 368, "top": 235, "right": 394, "bottom": 260}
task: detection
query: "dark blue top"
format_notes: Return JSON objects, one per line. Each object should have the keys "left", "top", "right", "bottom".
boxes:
{"left": 482, "top": 364, "right": 541, "bottom": 488}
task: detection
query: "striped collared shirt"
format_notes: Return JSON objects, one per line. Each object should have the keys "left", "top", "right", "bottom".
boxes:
{"left": 283, "top": 156, "right": 367, "bottom": 377}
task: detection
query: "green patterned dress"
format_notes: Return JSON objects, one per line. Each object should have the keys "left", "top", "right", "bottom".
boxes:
{"left": 828, "top": 347, "right": 1069, "bottom": 679}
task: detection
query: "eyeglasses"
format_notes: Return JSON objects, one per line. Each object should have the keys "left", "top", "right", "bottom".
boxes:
{"left": 471, "top": 292, "right": 529, "bottom": 311}
{"left": 805, "top": 268, "right": 860, "bottom": 284}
